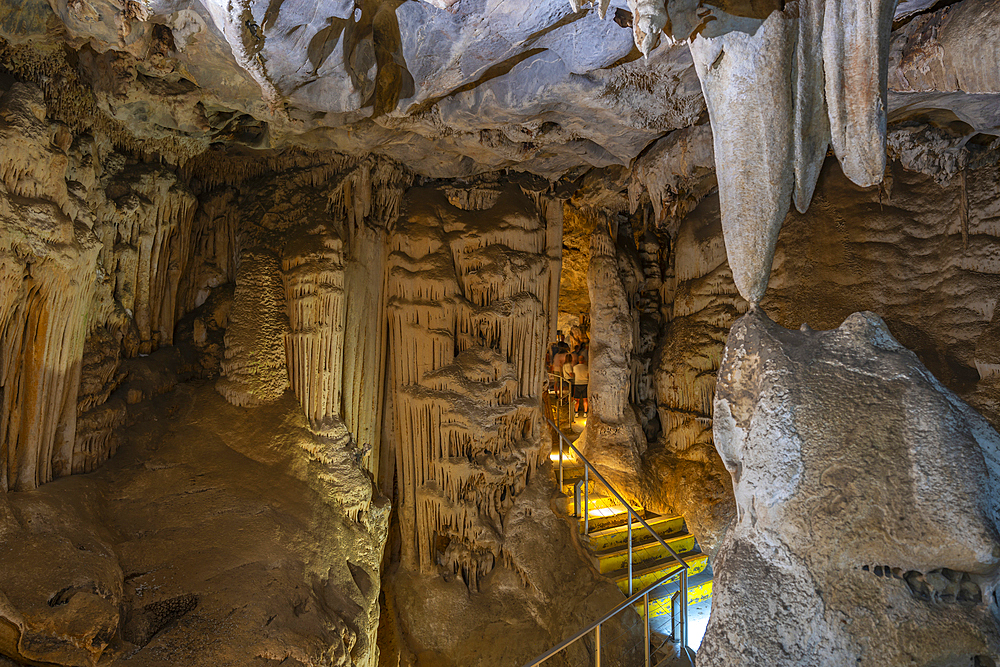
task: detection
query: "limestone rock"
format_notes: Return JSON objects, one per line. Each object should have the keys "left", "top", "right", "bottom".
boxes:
{"left": 1, "top": 383, "right": 388, "bottom": 667}
{"left": 628, "top": 122, "right": 716, "bottom": 226}
{"left": 762, "top": 156, "right": 1000, "bottom": 390}
{"left": 888, "top": 0, "right": 1000, "bottom": 96}
{"left": 793, "top": 0, "right": 831, "bottom": 213}
{"left": 689, "top": 9, "right": 796, "bottom": 305}
{"left": 702, "top": 309, "right": 1000, "bottom": 665}
{"left": 823, "top": 0, "right": 896, "bottom": 187}
{"left": 976, "top": 311, "right": 1000, "bottom": 381}
{"left": 384, "top": 462, "right": 641, "bottom": 667}
{"left": 0, "top": 82, "right": 101, "bottom": 491}
{"left": 0, "top": 488, "right": 123, "bottom": 667}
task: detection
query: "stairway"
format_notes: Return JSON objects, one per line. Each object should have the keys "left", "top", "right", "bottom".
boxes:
{"left": 549, "top": 430, "right": 713, "bottom": 652}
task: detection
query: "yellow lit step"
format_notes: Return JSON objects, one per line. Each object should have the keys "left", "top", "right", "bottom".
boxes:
{"left": 554, "top": 493, "right": 633, "bottom": 517}
{"left": 613, "top": 552, "right": 710, "bottom": 595}
{"left": 635, "top": 579, "right": 714, "bottom": 618}
{"left": 596, "top": 534, "right": 697, "bottom": 574}
{"left": 586, "top": 514, "right": 686, "bottom": 552}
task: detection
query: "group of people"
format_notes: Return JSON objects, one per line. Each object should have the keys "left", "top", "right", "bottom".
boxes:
{"left": 546, "top": 331, "right": 588, "bottom": 418}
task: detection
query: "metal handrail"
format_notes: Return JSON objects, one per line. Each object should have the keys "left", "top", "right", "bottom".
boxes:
{"left": 539, "top": 412, "right": 692, "bottom": 664}
{"left": 547, "top": 373, "right": 573, "bottom": 430}
{"left": 519, "top": 566, "right": 688, "bottom": 667}
{"left": 544, "top": 416, "right": 691, "bottom": 575}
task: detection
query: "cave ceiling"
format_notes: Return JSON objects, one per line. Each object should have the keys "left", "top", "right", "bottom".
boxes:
{"left": 1, "top": 0, "right": 996, "bottom": 185}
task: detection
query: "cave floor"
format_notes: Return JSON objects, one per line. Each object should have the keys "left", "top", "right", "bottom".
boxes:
{"left": 0, "top": 382, "right": 381, "bottom": 666}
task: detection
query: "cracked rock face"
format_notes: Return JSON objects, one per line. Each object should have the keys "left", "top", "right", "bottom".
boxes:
{"left": 0, "top": 0, "right": 708, "bottom": 177}
{"left": 703, "top": 308, "right": 1000, "bottom": 665}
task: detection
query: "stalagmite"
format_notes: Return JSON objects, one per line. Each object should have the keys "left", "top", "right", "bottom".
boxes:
{"left": 689, "top": 9, "right": 797, "bottom": 305}
{"left": 216, "top": 249, "right": 290, "bottom": 406}
{"left": 587, "top": 222, "right": 638, "bottom": 423}
{"left": 702, "top": 310, "right": 1000, "bottom": 665}
{"left": 823, "top": 0, "right": 896, "bottom": 187}
{"left": 577, "top": 218, "right": 649, "bottom": 481}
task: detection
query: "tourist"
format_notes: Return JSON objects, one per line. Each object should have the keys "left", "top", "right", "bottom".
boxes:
{"left": 572, "top": 355, "right": 589, "bottom": 418}
{"left": 562, "top": 353, "right": 576, "bottom": 397}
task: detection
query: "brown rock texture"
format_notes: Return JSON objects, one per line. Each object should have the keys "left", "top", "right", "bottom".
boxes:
{"left": 0, "top": 384, "right": 389, "bottom": 667}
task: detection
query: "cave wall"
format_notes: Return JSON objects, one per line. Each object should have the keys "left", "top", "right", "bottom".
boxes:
{"left": 0, "top": 82, "right": 200, "bottom": 491}
{"left": 645, "top": 151, "right": 1000, "bottom": 553}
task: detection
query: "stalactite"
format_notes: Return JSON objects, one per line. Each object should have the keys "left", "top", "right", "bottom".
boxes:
{"left": 823, "top": 0, "right": 896, "bottom": 187}
{"left": 281, "top": 224, "right": 346, "bottom": 426}
{"left": 656, "top": 212, "right": 748, "bottom": 459}
{"left": 0, "top": 39, "right": 204, "bottom": 163}
{"left": 0, "top": 82, "right": 106, "bottom": 490}
{"left": 182, "top": 151, "right": 352, "bottom": 192}
{"left": 444, "top": 186, "right": 501, "bottom": 211}
{"left": 794, "top": 0, "right": 831, "bottom": 213}
{"left": 629, "top": 0, "right": 670, "bottom": 57}
{"left": 689, "top": 9, "right": 797, "bottom": 306}
{"left": 327, "top": 159, "right": 412, "bottom": 232}
{"left": 0, "top": 226, "right": 100, "bottom": 491}
{"left": 687, "top": 0, "right": 896, "bottom": 304}
{"left": 387, "top": 184, "right": 549, "bottom": 587}
{"left": 95, "top": 166, "right": 199, "bottom": 353}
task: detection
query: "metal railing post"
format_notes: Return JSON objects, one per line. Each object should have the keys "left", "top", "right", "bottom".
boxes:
{"left": 670, "top": 592, "right": 680, "bottom": 642}
{"left": 558, "top": 432, "right": 564, "bottom": 491}
{"left": 680, "top": 568, "right": 689, "bottom": 649}
{"left": 583, "top": 465, "right": 590, "bottom": 534}
{"left": 518, "top": 568, "right": 682, "bottom": 667}
{"left": 594, "top": 624, "right": 601, "bottom": 667}
{"left": 627, "top": 507, "right": 633, "bottom": 596}
{"left": 563, "top": 377, "right": 571, "bottom": 423}
{"left": 542, "top": 416, "right": 690, "bottom": 572}
{"left": 643, "top": 591, "right": 650, "bottom": 667}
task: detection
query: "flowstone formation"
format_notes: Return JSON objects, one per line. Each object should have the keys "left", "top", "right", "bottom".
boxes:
{"left": 214, "top": 158, "right": 408, "bottom": 469}
{"left": 380, "top": 183, "right": 640, "bottom": 667}
{"left": 702, "top": 309, "right": 1000, "bottom": 665}
{"left": 386, "top": 182, "right": 557, "bottom": 586}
